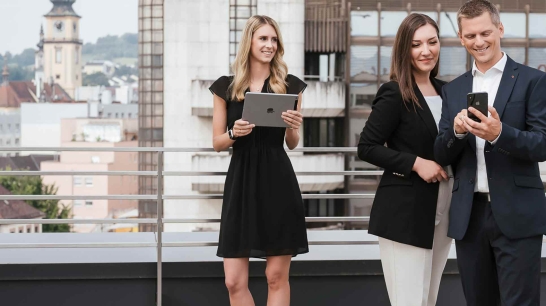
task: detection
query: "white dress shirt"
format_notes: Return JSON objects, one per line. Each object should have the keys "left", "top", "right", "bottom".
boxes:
{"left": 467, "top": 52, "right": 507, "bottom": 192}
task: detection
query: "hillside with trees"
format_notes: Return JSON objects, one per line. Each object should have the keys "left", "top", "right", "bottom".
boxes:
{"left": 1, "top": 33, "right": 138, "bottom": 82}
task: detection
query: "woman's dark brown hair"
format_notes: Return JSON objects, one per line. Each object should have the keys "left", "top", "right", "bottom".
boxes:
{"left": 390, "top": 13, "right": 440, "bottom": 110}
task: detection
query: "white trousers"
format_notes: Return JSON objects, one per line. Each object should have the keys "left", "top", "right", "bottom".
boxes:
{"left": 379, "top": 173, "right": 453, "bottom": 306}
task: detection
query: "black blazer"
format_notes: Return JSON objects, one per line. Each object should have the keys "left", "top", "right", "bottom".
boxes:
{"left": 357, "top": 79, "right": 446, "bottom": 249}
{"left": 434, "top": 56, "right": 546, "bottom": 240}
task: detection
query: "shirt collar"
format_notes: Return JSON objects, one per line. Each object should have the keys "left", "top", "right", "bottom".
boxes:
{"left": 472, "top": 52, "right": 507, "bottom": 76}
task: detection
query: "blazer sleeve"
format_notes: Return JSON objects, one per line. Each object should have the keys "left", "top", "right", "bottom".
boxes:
{"left": 357, "top": 82, "right": 417, "bottom": 177}
{"left": 489, "top": 73, "right": 546, "bottom": 162}
{"left": 434, "top": 85, "right": 468, "bottom": 166}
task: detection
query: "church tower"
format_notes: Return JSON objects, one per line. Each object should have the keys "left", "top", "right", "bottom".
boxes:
{"left": 43, "top": 0, "right": 82, "bottom": 99}
{"left": 35, "top": 25, "right": 45, "bottom": 100}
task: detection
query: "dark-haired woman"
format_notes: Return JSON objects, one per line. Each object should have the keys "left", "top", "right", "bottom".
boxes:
{"left": 357, "top": 13, "right": 453, "bottom": 306}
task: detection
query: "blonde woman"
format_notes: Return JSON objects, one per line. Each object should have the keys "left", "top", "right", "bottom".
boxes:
{"left": 210, "top": 15, "right": 308, "bottom": 306}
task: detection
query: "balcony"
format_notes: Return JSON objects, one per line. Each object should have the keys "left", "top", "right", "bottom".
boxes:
{"left": 191, "top": 79, "right": 345, "bottom": 117}
{"left": 1, "top": 147, "right": 546, "bottom": 306}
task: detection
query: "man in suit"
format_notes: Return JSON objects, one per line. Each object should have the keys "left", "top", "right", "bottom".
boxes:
{"left": 434, "top": 0, "right": 546, "bottom": 305}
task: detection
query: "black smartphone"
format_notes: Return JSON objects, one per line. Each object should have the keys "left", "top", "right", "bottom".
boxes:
{"left": 467, "top": 92, "right": 488, "bottom": 122}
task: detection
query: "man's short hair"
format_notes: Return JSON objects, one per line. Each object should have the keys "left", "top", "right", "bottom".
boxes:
{"left": 457, "top": 0, "right": 501, "bottom": 31}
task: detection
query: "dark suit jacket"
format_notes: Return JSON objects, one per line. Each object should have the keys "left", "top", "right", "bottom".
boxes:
{"left": 434, "top": 56, "right": 546, "bottom": 240}
{"left": 357, "top": 79, "right": 446, "bottom": 249}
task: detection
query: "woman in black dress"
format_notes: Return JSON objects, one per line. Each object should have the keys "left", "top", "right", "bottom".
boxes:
{"left": 209, "top": 15, "right": 308, "bottom": 306}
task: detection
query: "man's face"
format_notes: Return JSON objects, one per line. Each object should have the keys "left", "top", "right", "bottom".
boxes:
{"left": 458, "top": 12, "right": 504, "bottom": 71}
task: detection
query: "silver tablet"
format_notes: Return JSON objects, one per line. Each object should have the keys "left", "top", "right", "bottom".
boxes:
{"left": 242, "top": 92, "right": 299, "bottom": 128}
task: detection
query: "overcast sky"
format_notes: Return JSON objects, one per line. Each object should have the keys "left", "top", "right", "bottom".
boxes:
{"left": 0, "top": 0, "right": 138, "bottom": 55}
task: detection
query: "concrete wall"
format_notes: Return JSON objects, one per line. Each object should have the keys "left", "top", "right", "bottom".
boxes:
{"left": 257, "top": 0, "right": 305, "bottom": 78}
{"left": 163, "top": 0, "right": 230, "bottom": 232}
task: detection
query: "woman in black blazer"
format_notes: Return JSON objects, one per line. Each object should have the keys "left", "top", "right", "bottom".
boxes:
{"left": 357, "top": 14, "right": 453, "bottom": 306}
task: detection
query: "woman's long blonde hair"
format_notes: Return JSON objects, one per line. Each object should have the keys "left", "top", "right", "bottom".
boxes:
{"left": 229, "top": 15, "right": 288, "bottom": 101}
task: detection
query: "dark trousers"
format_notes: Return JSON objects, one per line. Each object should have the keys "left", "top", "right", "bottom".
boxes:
{"left": 455, "top": 193, "right": 542, "bottom": 306}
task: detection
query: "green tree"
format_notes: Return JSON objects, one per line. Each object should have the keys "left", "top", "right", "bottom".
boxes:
{"left": 83, "top": 72, "right": 110, "bottom": 86}
{"left": 12, "top": 48, "right": 36, "bottom": 67}
{"left": 8, "top": 65, "right": 34, "bottom": 81}
{"left": 0, "top": 175, "right": 71, "bottom": 232}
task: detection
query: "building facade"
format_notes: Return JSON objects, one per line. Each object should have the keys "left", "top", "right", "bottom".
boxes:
{"left": 41, "top": 118, "right": 139, "bottom": 233}
{"left": 138, "top": 0, "right": 546, "bottom": 231}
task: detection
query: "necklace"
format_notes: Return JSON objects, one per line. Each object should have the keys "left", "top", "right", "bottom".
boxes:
{"left": 250, "top": 80, "right": 264, "bottom": 92}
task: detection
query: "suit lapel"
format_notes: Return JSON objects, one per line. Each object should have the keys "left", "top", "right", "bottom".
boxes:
{"left": 461, "top": 71, "right": 476, "bottom": 152}
{"left": 493, "top": 56, "right": 519, "bottom": 119}
{"left": 414, "top": 84, "right": 438, "bottom": 141}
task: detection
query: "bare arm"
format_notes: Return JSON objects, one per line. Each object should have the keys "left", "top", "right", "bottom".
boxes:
{"left": 212, "top": 94, "right": 235, "bottom": 152}
{"left": 283, "top": 93, "right": 303, "bottom": 150}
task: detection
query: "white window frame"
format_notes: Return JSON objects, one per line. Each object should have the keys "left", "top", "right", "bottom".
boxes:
{"left": 73, "top": 176, "right": 82, "bottom": 186}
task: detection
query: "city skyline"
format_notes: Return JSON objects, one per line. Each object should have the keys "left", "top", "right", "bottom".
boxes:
{"left": 0, "top": 0, "right": 138, "bottom": 55}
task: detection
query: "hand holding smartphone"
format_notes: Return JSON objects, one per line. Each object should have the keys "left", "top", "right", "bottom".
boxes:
{"left": 467, "top": 92, "right": 488, "bottom": 122}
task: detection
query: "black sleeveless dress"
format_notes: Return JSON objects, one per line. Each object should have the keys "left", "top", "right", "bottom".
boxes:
{"left": 209, "top": 74, "right": 309, "bottom": 258}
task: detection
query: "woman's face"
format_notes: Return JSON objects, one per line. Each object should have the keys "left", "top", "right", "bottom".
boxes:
{"left": 410, "top": 23, "right": 440, "bottom": 74}
{"left": 250, "top": 24, "right": 278, "bottom": 64}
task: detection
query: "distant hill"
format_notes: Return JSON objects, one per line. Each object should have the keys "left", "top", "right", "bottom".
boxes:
{"left": 82, "top": 33, "right": 138, "bottom": 65}
{"left": 0, "top": 33, "right": 138, "bottom": 82}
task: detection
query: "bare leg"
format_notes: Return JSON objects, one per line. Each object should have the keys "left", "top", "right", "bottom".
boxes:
{"left": 224, "top": 258, "right": 255, "bottom": 306}
{"left": 265, "top": 255, "right": 292, "bottom": 306}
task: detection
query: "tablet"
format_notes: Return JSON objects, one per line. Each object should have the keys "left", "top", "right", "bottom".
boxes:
{"left": 242, "top": 92, "right": 299, "bottom": 128}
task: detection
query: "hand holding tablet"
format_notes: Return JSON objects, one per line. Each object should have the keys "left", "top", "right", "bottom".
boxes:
{"left": 242, "top": 92, "right": 299, "bottom": 128}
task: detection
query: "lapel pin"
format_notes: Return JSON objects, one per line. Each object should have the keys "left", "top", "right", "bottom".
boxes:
{"left": 512, "top": 75, "right": 514, "bottom": 78}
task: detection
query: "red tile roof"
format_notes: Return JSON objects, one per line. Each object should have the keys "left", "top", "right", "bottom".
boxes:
{"left": 0, "top": 185, "right": 45, "bottom": 219}
{"left": 0, "top": 81, "right": 74, "bottom": 108}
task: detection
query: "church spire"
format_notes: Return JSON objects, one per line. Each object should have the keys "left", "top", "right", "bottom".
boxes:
{"left": 2, "top": 64, "right": 9, "bottom": 86}
{"left": 37, "top": 24, "right": 44, "bottom": 50}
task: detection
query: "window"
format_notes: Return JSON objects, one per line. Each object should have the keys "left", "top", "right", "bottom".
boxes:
{"left": 15, "top": 123, "right": 19, "bottom": 130}
{"left": 56, "top": 74, "right": 61, "bottom": 80}
{"left": 35, "top": 226, "right": 39, "bottom": 233}
{"left": 381, "top": 12, "right": 408, "bottom": 36}
{"left": 10, "top": 229, "right": 15, "bottom": 233}
{"left": 15, "top": 138, "right": 19, "bottom": 145}
{"left": 85, "top": 201, "right": 93, "bottom": 206}
{"left": 304, "top": 118, "right": 344, "bottom": 148}
{"left": 229, "top": 0, "right": 257, "bottom": 66}
{"left": 351, "top": 11, "right": 378, "bottom": 36}
{"left": 73, "top": 177, "right": 82, "bottom": 186}
{"left": 55, "top": 47, "right": 62, "bottom": 63}
{"left": 27, "top": 227, "right": 31, "bottom": 233}
{"left": 85, "top": 177, "right": 93, "bottom": 187}
{"left": 7, "top": 124, "right": 11, "bottom": 130}
{"left": 75, "top": 47, "right": 80, "bottom": 64}
{"left": 6, "top": 139, "right": 10, "bottom": 145}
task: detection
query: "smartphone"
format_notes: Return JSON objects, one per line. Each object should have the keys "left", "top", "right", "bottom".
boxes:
{"left": 467, "top": 92, "right": 488, "bottom": 122}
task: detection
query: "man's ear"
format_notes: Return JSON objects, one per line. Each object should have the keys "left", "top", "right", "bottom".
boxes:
{"left": 458, "top": 32, "right": 464, "bottom": 46}
{"left": 498, "top": 22, "right": 504, "bottom": 39}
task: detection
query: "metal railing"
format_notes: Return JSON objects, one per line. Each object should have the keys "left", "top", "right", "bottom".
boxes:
{"left": 0, "top": 146, "right": 379, "bottom": 306}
